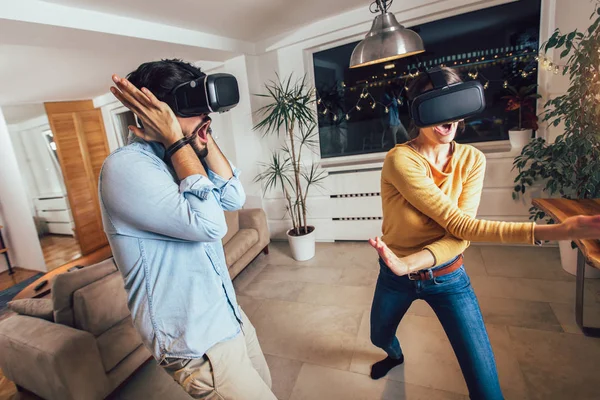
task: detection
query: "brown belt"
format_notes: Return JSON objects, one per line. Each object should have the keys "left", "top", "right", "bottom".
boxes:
{"left": 408, "top": 254, "right": 464, "bottom": 281}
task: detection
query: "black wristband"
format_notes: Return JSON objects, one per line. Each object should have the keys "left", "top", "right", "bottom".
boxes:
{"left": 166, "top": 137, "right": 190, "bottom": 158}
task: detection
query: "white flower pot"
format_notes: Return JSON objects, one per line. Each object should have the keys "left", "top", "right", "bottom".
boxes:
{"left": 508, "top": 129, "right": 533, "bottom": 148}
{"left": 287, "top": 226, "right": 316, "bottom": 261}
{"left": 558, "top": 240, "right": 600, "bottom": 278}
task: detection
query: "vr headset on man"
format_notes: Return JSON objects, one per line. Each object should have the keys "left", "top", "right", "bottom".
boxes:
{"left": 136, "top": 63, "right": 239, "bottom": 128}
{"left": 409, "top": 67, "right": 486, "bottom": 127}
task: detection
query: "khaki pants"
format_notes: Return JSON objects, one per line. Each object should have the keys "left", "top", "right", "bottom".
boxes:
{"left": 163, "top": 309, "right": 276, "bottom": 399}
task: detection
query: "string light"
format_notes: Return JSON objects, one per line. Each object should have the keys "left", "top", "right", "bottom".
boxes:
{"left": 315, "top": 49, "right": 554, "bottom": 121}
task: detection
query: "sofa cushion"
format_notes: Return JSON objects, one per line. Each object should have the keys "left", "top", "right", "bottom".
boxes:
{"left": 222, "top": 210, "right": 240, "bottom": 245}
{"left": 223, "top": 229, "right": 259, "bottom": 267}
{"left": 73, "top": 272, "right": 130, "bottom": 336}
{"left": 96, "top": 316, "right": 143, "bottom": 372}
{"left": 8, "top": 299, "right": 54, "bottom": 322}
{"left": 53, "top": 258, "right": 117, "bottom": 327}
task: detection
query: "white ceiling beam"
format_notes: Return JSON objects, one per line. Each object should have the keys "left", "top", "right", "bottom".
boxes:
{"left": 0, "top": 0, "right": 256, "bottom": 56}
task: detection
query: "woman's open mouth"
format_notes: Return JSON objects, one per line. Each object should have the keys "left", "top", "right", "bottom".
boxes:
{"left": 434, "top": 123, "right": 454, "bottom": 136}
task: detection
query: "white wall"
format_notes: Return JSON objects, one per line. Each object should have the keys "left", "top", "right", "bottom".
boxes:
{"left": 8, "top": 116, "right": 66, "bottom": 202}
{"left": 0, "top": 107, "right": 47, "bottom": 273}
{"left": 543, "top": 0, "right": 595, "bottom": 143}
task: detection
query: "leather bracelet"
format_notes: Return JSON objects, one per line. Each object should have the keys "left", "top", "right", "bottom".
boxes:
{"left": 166, "top": 137, "right": 190, "bottom": 158}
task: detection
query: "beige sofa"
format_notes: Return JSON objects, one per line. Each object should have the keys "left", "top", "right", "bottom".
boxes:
{"left": 223, "top": 209, "right": 270, "bottom": 279}
{"left": 0, "top": 208, "right": 269, "bottom": 400}
{"left": 0, "top": 258, "right": 149, "bottom": 400}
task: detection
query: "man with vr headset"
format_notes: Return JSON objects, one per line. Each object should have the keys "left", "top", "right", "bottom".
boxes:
{"left": 99, "top": 59, "right": 277, "bottom": 399}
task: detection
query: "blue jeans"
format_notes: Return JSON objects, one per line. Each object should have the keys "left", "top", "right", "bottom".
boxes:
{"left": 370, "top": 257, "right": 504, "bottom": 400}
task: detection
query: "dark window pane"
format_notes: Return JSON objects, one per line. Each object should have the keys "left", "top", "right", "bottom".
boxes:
{"left": 314, "top": 0, "right": 541, "bottom": 158}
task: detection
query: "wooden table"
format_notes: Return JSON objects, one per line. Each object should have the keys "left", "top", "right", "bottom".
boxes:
{"left": 14, "top": 245, "right": 112, "bottom": 301}
{"left": 532, "top": 198, "right": 600, "bottom": 337}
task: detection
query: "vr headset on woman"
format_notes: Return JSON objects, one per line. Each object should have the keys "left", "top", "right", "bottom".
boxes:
{"left": 409, "top": 67, "right": 486, "bottom": 128}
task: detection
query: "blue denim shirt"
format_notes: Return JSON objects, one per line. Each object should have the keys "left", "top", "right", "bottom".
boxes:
{"left": 98, "top": 137, "right": 245, "bottom": 361}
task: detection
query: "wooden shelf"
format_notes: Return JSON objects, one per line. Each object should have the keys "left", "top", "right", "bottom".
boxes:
{"left": 0, "top": 249, "right": 7, "bottom": 254}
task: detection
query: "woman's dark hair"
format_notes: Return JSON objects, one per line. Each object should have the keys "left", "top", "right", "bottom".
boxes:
{"left": 126, "top": 59, "right": 205, "bottom": 103}
{"left": 406, "top": 67, "right": 465, "bottom": 138}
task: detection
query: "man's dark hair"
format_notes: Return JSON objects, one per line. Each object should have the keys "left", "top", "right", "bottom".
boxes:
{"left": 126, "top": 59, "right": 205, "bottom": 102}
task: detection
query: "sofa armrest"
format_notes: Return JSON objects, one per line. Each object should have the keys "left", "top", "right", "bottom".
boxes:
{"left": 239, "top": 208, "right": 270, "bottom": 246}
{"left": 0, "top": 315, "right": 110, "bottom": 400}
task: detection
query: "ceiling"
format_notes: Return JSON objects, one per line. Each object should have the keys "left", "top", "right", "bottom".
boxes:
{"left": 1, "top": 104, "right": 46, "bottom": 125}
{"left": 0, "top": 0, "right": 374, "bottom": 112}
{"left": 41, "top": 0, "right": 371, "bottom": 41}
{"left": 0, "top": 18, "right": 226, "bottom": 106}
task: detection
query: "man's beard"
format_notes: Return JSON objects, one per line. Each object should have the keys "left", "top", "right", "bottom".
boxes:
{"left": 190, "top": 138, "right": 209, "bottom": 159}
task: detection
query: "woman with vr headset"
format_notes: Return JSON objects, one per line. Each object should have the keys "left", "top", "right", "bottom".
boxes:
{"left": 367, "top": 67, "right": 600, "bottom": 399}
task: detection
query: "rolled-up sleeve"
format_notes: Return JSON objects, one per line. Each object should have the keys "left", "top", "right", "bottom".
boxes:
{"left": 100, "top": 150, "right": 228, "bottom": 242}
{"left": 205, "top": 161, "right": 246, "bottom": 211}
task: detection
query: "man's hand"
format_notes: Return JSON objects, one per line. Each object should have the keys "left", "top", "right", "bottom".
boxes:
{"left": 369, "top": 237, "right": 410, "bottom": 276}
{"left": 203, "top": 128, "right": 234, "bottom": 180}
{"left": 110, "top": 74, "right": 183, "bottom": 147}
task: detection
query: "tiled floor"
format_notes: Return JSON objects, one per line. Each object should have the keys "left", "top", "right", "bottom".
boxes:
{"left": 236, "top": 242, "right": 600, "bottom": 400}
{"left": 4, "top": 242, "right": 600, "bottom": 400}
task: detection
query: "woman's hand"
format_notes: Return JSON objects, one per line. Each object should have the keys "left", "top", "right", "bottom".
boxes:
{"left": 369, "top": 237, "right": 410, "bottom": 276}
{"left": 110, "top": 74, "right": 183, "bottom": 147}
{"left": 535, "top": 215, "right": 600, "bottom": 242}
{"left": 562, "top": 215, "right": 600, "bottom": 240}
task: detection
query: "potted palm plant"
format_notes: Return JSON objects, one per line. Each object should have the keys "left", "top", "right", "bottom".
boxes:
{"left": 503, "top": 84, "right": 541, "bottom": 148}
{"left": 253, "top": 75, "right": 326, "bottom": 261}
{"left": 513, "top": 5, "right": 600, "bottom": 276}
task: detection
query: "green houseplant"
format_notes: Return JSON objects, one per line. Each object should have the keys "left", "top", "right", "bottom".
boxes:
{"left": 513, "top": 4, "right": 600, "bottom": 275}
{"left": 253, "top": 75, "right": 326, "bottom": 261}
{"left": 503, "top": 84, "right": 541, "bottom": 148}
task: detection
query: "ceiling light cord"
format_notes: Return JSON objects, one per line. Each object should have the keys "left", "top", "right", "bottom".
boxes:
{"left": 370, "top": 0, "right": 394, "bottom": 14}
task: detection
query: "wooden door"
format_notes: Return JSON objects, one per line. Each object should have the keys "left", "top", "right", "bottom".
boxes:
{"left": 45, "top": 101, "right": 109, "bottom": 255}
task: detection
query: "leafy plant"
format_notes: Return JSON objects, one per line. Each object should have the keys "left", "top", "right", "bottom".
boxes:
{"left": 513, "top": 2, "right": 600, "bottom": 220}
{"left": 503, "top": 84, "right": 541, "bottom": 130}
{"left": 253, "top": 74, "right": 327, "bottom": 236}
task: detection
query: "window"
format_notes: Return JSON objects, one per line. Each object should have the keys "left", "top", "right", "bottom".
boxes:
{"left": 113, "top": 110, "right": 137, "bottom": 148}
{"left": 313, "top": 0, "right": 541, "bottom": 158}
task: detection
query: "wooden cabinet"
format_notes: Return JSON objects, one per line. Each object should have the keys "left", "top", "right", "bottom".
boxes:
{"left": 44, "top": 101, "right": 109, "bottom": 255}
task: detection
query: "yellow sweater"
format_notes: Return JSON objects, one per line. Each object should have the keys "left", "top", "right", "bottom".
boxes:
{"left": 381, "top": 142, "right": 535, "bottom": 265}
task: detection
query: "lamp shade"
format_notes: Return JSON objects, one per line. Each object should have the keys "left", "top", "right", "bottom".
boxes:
{"left": 350, "top": 12, "right": 425, "bottom": 68}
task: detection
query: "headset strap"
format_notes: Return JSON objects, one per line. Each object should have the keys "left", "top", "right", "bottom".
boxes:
{"left": 426, "top": 67, "right": 449, "bottom": 89}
